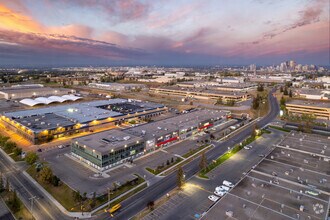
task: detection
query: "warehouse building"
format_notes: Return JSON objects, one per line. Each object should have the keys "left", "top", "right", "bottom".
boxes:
{"left": 1, "top": 99, "right": 166, "bottom": 144}
{"left": 150, "top": 86, "right": 250, "bottom": 102}
{"left": 71, "top": 109, "right": 230, "bottom": 170}
{"left": 286, "top": 100, "right": 330, "bottom": 120}
{"left": 88, "top": 83, "right": 146, "bottom": 91}
{"left": 0, "top": 84, "right": 75, "bottom": 100}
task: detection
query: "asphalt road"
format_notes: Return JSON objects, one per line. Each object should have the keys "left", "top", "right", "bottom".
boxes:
{"left": 101, "top": 89, "right": 279, "bottom": 220}
{"left": 0, "top": 153, "right": 71, "bottom": 220}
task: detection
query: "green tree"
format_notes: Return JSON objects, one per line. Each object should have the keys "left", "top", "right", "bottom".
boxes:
{"left": 9, "top": 190, "right": 20, "bottom": 213}
{"left": 4, "top": 141, "right": 16, "bottom": 152}
{"left": 176, "top": 166, "right": 185, "bottom": 189}
{"left": 39, "top": 166, "right": 53, "bottom": 184}
{"left": 283, "top": 87, "right": 288, "bottom": 95}
{"left": 13, "top": 147, "right": 22, "bottom": 157}
{"left": 280, "top": 96, "right": 286, "bottom": 106}
{"left": 257, "top": 83, "right": 264, "bottom": 92}
{"left": 199, "top": 152, "right": 208, "bottom": 171}
{"left": 289, "top": 89, "right": 293, "bottom": 98}
{"left": 0, "top": 135, "right": 9, "bottom": 146}
{"left": 216, "top": 97, "right": 223, "bottom": 105}
{"left": 25, "top": 152, "right": 38, "bottom": 165}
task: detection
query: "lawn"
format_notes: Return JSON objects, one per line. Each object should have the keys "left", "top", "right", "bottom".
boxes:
{"left": 146, "top": 157, "right": 183, "bottom": 175}
{"left": 198, "top": 131, "right": 268, "bottom": 178}
{"left": 27, "top": 164, "right": 146, "bottom": 212}
{"left": 1, "top": 190, "right": 35, "bottom": 220}
{"left": 182, "top": 144, "right": 210, "bottom": 158}
{"left": 268, "top": 125, "right": 290, "bottom": 132}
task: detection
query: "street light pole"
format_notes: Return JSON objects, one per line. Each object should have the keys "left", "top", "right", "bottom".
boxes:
{"left": 29, "top": 196, "right": 37, "bottom": 220}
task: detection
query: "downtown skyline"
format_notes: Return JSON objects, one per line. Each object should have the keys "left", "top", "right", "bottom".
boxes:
{"left": 0, "top": 0, "right": 329, "bottom": 67}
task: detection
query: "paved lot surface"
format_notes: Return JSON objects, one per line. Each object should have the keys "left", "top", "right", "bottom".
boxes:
{"left": 142, "top": 128, "right": 284, "bottom": 220}
{"left": 203, "top": 131, "right": 330, "bottom": 220}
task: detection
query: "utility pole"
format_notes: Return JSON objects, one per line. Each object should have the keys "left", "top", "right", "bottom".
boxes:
{"left": 29, "top": 196, "right": 37, "bottom": 220}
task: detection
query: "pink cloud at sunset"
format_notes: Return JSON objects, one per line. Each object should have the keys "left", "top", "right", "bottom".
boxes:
{"left": 0, "top": 0, "right": 328, "bottom": 66}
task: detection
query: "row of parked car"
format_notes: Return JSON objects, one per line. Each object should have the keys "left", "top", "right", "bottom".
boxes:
{"left": 208, "top": 180, "right": 234, "bottom": 202}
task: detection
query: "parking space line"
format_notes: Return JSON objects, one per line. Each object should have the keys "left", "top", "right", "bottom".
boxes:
{"left": 227, "top": 193, "right": 296, "bottom": 220}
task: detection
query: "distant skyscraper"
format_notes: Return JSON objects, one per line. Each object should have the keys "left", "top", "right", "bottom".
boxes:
{"left": 280, "top": 62, "right": 287, "bottom": 72}
{"left": 249, "top": 64, "right": 256, "bottom": 72}
{"left": 289, "top": 60, "right": 296, "bottom": 70}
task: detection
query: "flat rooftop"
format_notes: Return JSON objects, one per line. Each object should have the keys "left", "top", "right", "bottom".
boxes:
{"left": 73, "top": 129, "right": 143, "bottom": 154}
{"left": 0, "top": 86, "right": 71, "bottom": 94}
{"left": 2, "top": 99, "right": 165, "bottom": 131}
{"left": 152, "top": 86, "right": 248, "bottom": 96}
{"left": 15, "top": 113, "right": 75, "bottom": 132}
{"left": 204, "top": 131, "right": 330, "bottom": 220}
{"left": 286, "top": 99, "right": 330, "bottom": 108}
{"left": 125, "top": 109, "right": 228, "bottom": 140}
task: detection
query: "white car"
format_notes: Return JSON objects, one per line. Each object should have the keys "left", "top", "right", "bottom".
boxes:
{"left": 216, "top": 185, "right": 230, "bottom": 192}
{"left": 58, "top": 145, "right": 63, "bottom": 149}
{"left": 208, "top": 195, "right": 219, "bottom": 202}
{"left": 223, "top": 180, "right": 234, "bottom": 188}
{"left": 214, "top": 190, "right": 226, "bottom": 197}
{"left": 244, "top": 146, "right": 250, "bottom": 150}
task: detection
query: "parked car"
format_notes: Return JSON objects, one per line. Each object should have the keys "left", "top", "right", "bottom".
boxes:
{"left": 214, "top": 190, "right": 226, "bottom": 197}
{"left": 223, "top": 180, "right": 234, "bottom": 188}
{"left": 216, "top": 185, "right": 230, "bottom": 192}
{"left": 208, "top": 195, "right": 219, "bottom": 202}
{"left": 58, "top": 145, "right": 63, "bottom": 149}
{"left": 37, "top": 148, "right": 42, "bottom": 152}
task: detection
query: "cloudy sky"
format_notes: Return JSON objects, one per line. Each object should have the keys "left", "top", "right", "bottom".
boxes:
{"left": 0, "top": 0, "right": 329, "bottom": 67}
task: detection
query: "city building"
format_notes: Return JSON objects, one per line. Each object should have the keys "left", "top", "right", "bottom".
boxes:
{"left": 285, "top": 100, "right": 330, "bottom": 120}
{"left": 71, "top": 109, "right": 230, "bottom": 170}
{"left": 150, "top": 86, "right": 250, "bottom": 102}
{"left": 1, "top": 99, "right": 167, "bottom": 144}
{"left": 0, "top": 84, "right": 75, "bottom": 100}
{"left": 294, "top": 89, "right": 330, "bottom": 100}
{"left": 88, "top": 83, "right": 146, "bottom": 91}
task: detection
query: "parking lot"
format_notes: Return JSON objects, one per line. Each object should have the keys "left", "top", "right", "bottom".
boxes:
{"left": 203, "top": 131, "right": 330, "bottom": 220}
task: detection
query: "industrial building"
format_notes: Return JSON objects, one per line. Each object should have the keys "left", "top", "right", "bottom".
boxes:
{"left": 1, "top": 99, "right": 166, "bottom": 144}
{"left": 19, "top": 94, "right": 82, "bottom": 106}
{"left": 71, "top": 109, "right": 230, "bottom": 170}
{"left": 286, "top": 100, "right": 330, "bottom": 120}
{"left": 88, "top": 83, "right": 146, "bottom": 91}
{"left": 294, "top": 89, "right": 330, "bottom": 100}
{"left": 150, "top": 86, "right": 250, "bottom": 102}
{"left": 0, "top": 84, "right": 76, "bottom": 100}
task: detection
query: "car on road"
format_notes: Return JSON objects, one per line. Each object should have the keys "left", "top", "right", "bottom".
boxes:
{"left": 223, "top": 180, "right": 234, "bottom": 188}
{"left": 244, "top": 146, "right": 250, "bottom": 150}
{"left": 37, "top": 148, "right": 42, "bottom": 152}
{"left": 258, "top": 154, "right": 265, "bottom": 157}
{"left": 208, "top": 195, "right": 219, "bottom": 202}
{"left": 58, "top": 145, "right": 63, "bottom": 149}
{"left": 214, "top": 190, "right": 226, "bottom": 197}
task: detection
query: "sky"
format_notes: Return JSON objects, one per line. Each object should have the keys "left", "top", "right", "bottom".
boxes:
{"left": 0, "top": 0, "right": 329, "bottom": 67}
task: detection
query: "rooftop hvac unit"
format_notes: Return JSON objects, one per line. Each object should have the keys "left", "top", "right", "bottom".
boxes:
{"left": 123, "top": 136, "right": 130, "bottom": 140}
